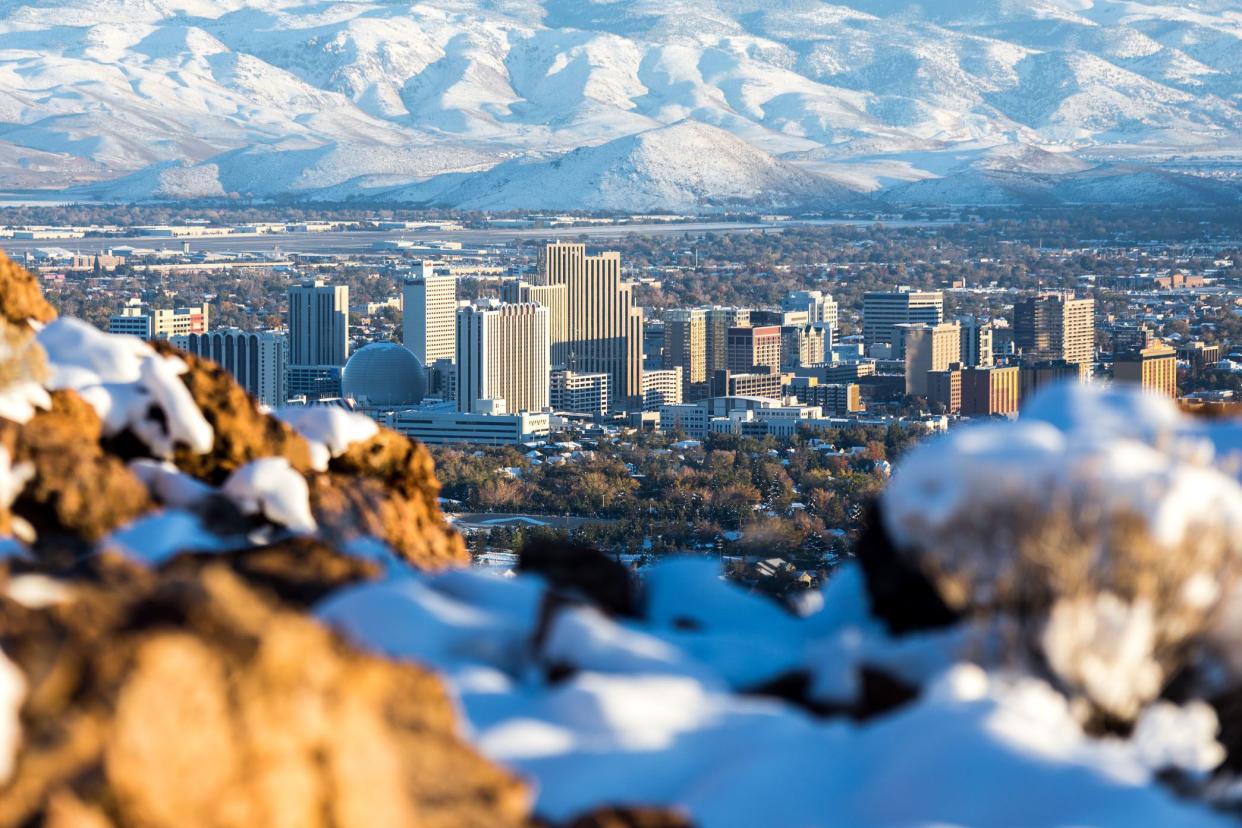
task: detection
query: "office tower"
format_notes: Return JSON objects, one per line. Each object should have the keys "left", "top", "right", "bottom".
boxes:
{"left": 641, "top": 368, "right": 683, "bottom": 412}
{"left": 551, "top": 370, "right": 610, "bottom": 417}
{"left": 288, "top": 281, "right": 349, "bottom": 367}
{"left": 665, "top": 309, "right": 707, "bottom": 389}
{"left": 403, "top": 263, "right": 457, "bottom": 365}
{"left": 1013, "top": 292, "right": 1095, "bottom": 378}
{"left": 502, "top": 279, "right": 568, "bottom": 367}
{"left": 1114, "top": 340, "right": 1177, "bottom": 398}
{"left": 962, "top": 366, "right": 1020, "bottom": 417}
{"left": 783, "top": 290, "right": 839, "bottom": 329}
{"left": 457, "top": 303, "right": 550, "bottom": 415}
{"left": 710, "top": 369, "right": 783, "bottom": 400}
{"left": 1111, "top": 323, "right": 1155, "bottom": 356}
{"left": 288, "top": 280, "right": 349, "bottom": 401}
{"left": 1020, "top": 360, "right": 1082, "bottom": 403}
{"left": 175, "top": 329, "right": 287, "bottom": 408}
{"left": 927, "top": 365, "right": 963, "bottom": 414}
{"left": 705, "top": 307, "right": 751, "bottom": 374}
{"left": 643, "top": 319, "right": 665, "bottom": 371}
{"left": 781, "top": 324, "right": 829, "bottom": 369}
{"left": 110, "top": 299, "right": 209, "bottom": 340}
{"left": 863, "top": 288, "right": 944, "bottom": 357}
{"left": 901, "top": 322, "right": 961, "bottom": 396}
{"left": 727, "top": 325, "right": 782, "bottom": 374}
{"left": 958, "top": 316, "right": 994, "bottom": 367}
{"left": 427, "top": 357, "right": 457, "bottom": 404}
{"left": 542, "top": 243, "right": 644, "bottom": 410}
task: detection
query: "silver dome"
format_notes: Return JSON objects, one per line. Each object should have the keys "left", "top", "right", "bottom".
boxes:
{"left": 342, "top": 342, "right": 426, "bottom": 408}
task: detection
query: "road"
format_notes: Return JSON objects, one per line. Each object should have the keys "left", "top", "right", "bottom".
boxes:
{"left": 0, "top": 218, "right": 950, "bottom": 257}
{"left": 446, "top": 512, "right": 615, "bottom": 531}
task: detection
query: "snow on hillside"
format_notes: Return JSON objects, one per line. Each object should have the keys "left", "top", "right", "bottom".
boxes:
{"left": 0, "top": 0, "right": 1239, "bottom": 207}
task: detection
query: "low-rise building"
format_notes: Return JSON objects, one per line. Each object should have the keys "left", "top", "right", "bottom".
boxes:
{"left": 386, "top": 410, "right": 551, "bottom": 446}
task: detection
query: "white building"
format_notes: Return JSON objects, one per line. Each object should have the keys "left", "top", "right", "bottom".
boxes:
{"left": 402, "top": 262, "right": 457, "bottom": 366}
{"left": 174, "top": 329, "right": 288, "bottom": 408}
{"left": 641, "top": 367, "right": 683, "bottom": 411}
{"left": 457, "top": 302, "right": 550, "bottom": 415}
{"left": 783, "top": 290, "right": 839, "bottom": 329}
{"left": 550, "top": 370, "right": 610, "bottom": 416}
{"left": 386, "top": 409, "right": 551, "bottom": 446}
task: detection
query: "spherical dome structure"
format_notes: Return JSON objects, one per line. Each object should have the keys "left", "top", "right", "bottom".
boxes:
{"left": 342, "top": 342, "right": 426, "bottom": 408}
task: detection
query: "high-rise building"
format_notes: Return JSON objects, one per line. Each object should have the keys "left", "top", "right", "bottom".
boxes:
{"left": 403, "top": 263, "right": 457, "bottom": 366}
{"left": 900, "top": 322, "right": 961, "bottom": 396}
{"left": 1013, "top": 292, "right": 1094, "bottom": 378}
{"left": 502, "top": 279, "right": 568, "bottom": 367}
{"left": 1020, "top": 360, "right": 1082, "bottom": 403}
{"left": 175, "top": 329, "right": 287, "bottom": 408}
{"left": 727, "top": 325, "right": 782, "bottom": 374}
{"left": 863, "top": 289, "right": 943, "bottom": 357}
{"left": 705, "top": 307, "right": 751, "bottom": 374}
{"left": 288, "top": 281, "right": 349, "bottom": 368}
{"left": 1114, "top": 340, "right": 1177, "bottom": 398}
{"left": 541, "top": 243, "right": 643, "bottom": 410}
{"left": 665, "top": 309, "right": 707, "bottom": 389}
{"left": 456, "top": 303, "right": 550, "bottom": 415}
{"left": 783, "top": 290, "right": 839, "bottom": 329}
{"left": 962, "top": 365, "right": 1020, "bottom": 418}
{"left": 641, "top": 368, "right": 683, "bottom": 412}
{"left": 958, "top": 316, "right": 994, "bottom": 367}
{"left": 550, "top": 370, "right": 610, "bottom": 416}
{"left": 781, "top": 324, "right": 829, "bottom": 369}
{"left": 110, "top": 299, "right": 210, "bottom": 340}
{"left": 927, "top": 365, "right": 963, "bottom": 414}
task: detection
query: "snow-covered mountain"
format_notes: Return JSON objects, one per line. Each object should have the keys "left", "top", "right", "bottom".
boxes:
{"left": 0, "top": 0, "right": 1240, "bottom": 208}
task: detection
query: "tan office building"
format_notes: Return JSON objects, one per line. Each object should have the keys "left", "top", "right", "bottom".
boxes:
{"left": 502, "top": 279, "right": 568, "bottom": 367}
{"left": 901, "top": 322, "right": 961, "bottom": 396}
{"left": 1014, "top": 293, "right": 1095, "bottom": 378}
{"left": 1114, "top": 341, "right": 1177, "bottom": 398}
{"left": 962, "top": 365, "right": 1020, "bottom": 417}
{"left": 727, "top": 325, "right": 782, "bottom": 374}
{"left": 456, "top": 302, "right": 550, "bottom": 415}
{"left": 665, "top": 308, "right": 707, "bottom": 388}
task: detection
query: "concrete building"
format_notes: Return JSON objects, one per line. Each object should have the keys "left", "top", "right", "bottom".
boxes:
{"left": 110, "top": 299, "right": 210, "bottom": 340}
{"left": 900, "top": 322, "right": 961, "bottom": 396}
{"left": 288, "top": 281, "right": 349, "bottom": 368}
{"left": 1020, "top": 360, "right": 1083, "bottom": 403}
{"left": 781, "top": 324, "right": 829, "bottom": 369}
{"left": 550, "top": 370, "right": 610, "bottom": 417}
{"left": 641, "top": 367, "right": 683, "bottom": 412}
{"left": 1114, "top": 340, "right": 1177, "bottom": 398}
{"left": 710, "top": 369, "right": 783, "bottom": 401}
{"left": 664, "top": 308, "right": 707, "bottom": 390}
{"left": 502, "top": 279, "right": 568, "bottom": 367}
{"left": 962, "top": 365, "right": 1020, "bottom": 418}
{"left": 175, "top": 329, "right": 287, "bottom": 408}
{"left": 387, "top": 409, "right": 551, "bottom": 446}
{"left": 958, "top": 316, "right": 994, "bottom": 367}
{"left": 705, "top": 307, "right": 751, "bottom": 374}
{"left": 427, "top": 357, "right": 457, "bottom": 404}
{"left": 783, "top": 290, "right": 839, "bottom": 329}
{"left": 863, "top": 288, "right": 943, "bottom": 357}
{"left": 786, "top": 377, "right": 863, "bottom": 416}
{"left": 542, "top": 242, "right": 644, "bottom": 409}
{"left": 403, "top": 263, "right": 457, "bottom": 366}
{"left": 288, "top": 366, "right": 344, "bottom": 402}
{"left": 1178, "top": 341, "right": 1221, "bottom": 369}
{"left": 927, "top": 365, "right": 963, "bottom": 414}
{"left": 1013, "top": 292, "right": 1095, "bottom": 378}
{"left": 457, "top": 302, "right": 550, "bottom": 415}
{"left": 727, "top": 325, "right": 782, "bottom": 374}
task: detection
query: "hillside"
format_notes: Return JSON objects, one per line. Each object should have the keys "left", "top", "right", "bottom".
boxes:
{"left": 0, "top": 0, "right": 1240, "bottom": 207}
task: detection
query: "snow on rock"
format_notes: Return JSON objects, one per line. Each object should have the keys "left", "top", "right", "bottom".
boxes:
{"left": 0, "top": 446, "right": 33, "bottom": 515}
{"left": 0, "top": 647, "right": 25, "bottom": 786}
{"left": 3, "top": 573, "right": 73, "bottom": 609}
{"left": 37, "top": 319, "right": 213, "bottom": 459}
{"left": 128, "top": 459, "right": 215, "bottom": 509}
{"left": 0, "top": 381, "right": 50, "bottom": 425}
{"left": 276, "top": 406, "right": 378, "bottom": 471}
{"left": 102, "top": 509, "right": 228, "bottom": 565}
{"left": 221, "top": 457, "right": 317, "bottom": 534}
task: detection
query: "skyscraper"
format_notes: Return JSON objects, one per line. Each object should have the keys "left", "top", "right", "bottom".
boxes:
{"left": 783, "top": 290, "right": 839, "bottom": 330}
{"left": 958, "top": 316, "right": 994, "bottom": 367}
{"left": 1013, "top": 292, "right": 1094, "bottom": 378}
{"left": 900, "top": 321, "right": 961, "bottom": 396}
{"left": 705, "top": 307, "right": 751, "bottom": 374}
{"left": 288, "top": 281, "right": 348, "bottom": 400}
{"left": 502, "top": 279, "right": 568, "bottom": 367}
{"left": 542, "top": 242, "right": 644, "bottom": 410}
{"left": 727, "top": 325, "right": 782, "bottom": 374}
{"left": 289, "top": 281, "right": 348, "bottom": 367}
{"left": 863, "top": 289, "right": 943, "bottom": 357}
{"left": 403, "top": 263, "right": 457, "bottom": 366}
{"left": 176, "top": 329, "right": 288, "bottom": 408}
{"left": 664, "top": 308, "right": 707, "bottom": 390}
{"left": 456, "top": 303, "right": 550, "bottom": 415}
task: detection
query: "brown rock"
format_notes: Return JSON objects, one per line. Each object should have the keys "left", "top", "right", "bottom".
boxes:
{"left": 0, "top": 251, "right": 57, "bottom": 326}
{"left": 556, "top": 807, "right": 696, "bottom": 828}
{"left": 148, "top": 343, "right": 313, "bottom": 484}
{"left": 0, "top": 390, "right": 152, "bottom": 556}
{"left": 0, "top": 564, "right": 530, "bottom": 828}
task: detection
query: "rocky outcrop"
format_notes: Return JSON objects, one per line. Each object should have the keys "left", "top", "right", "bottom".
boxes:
{"left": 0, "top": 252, "right": 514, "bottom": 824}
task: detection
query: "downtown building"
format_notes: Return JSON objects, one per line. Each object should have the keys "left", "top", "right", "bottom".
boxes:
{"left": 110, "top": 299, "right": 210, "bottom": 340}
{"left": 457, "top": 302, "right": 550, "bottom": 415}
{"left": 550, "top": 369, "right": 610, "bottom": 417}
{"left": 705, "top": 307, "right": 751, "bottom": 374}
{"left": 899, "top": 322, "right": 961, "bottom": 397}
{"left": 402, "top": 262, "right": 457, "bottom": 367}
{"left": 502, "top": 279, "right": 569, "bottom": 367}
{"left": 664, "top": 308, "right": 707, "bottom": 394}
{"left": 862, "top": 288, "right": 943, "bottom": 358}
{"left": 1114, "top": 340, "right": 1177, "bottom": 398}
{"left": 1013, "top": 292, "right": 1095, "bottom": 379}
{"left": 783, "top": 289, "right": 839, "bottom": 330}
{"left": 175, "top": 329, "right": 288, "bottom": 408}
{"left": 288, "top": 281, "right": 349, "bottom": 401}
{"left": 727, "top": 325, "right": 782, "bottom": 374}
{"left": 541, "top": 243, "right": 643, "bottom": 410}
